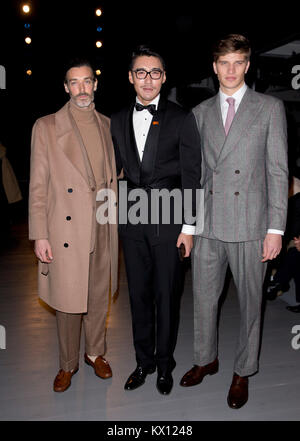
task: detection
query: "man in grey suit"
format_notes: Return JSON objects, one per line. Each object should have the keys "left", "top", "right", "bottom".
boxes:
{"left": 180, "top": 34, "right": 288, "bottom": 409}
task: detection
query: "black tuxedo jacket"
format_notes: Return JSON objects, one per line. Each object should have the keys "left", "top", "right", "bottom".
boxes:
{"left": 285, "top": 192, "right": 300, "bottom": 241}
{"left": 110, "top": 97, "right": 201, "bottom": 242}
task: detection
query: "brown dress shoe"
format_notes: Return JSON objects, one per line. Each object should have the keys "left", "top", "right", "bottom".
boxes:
{"left": 180, "top": 358, "right": 219, "bottom": 387}
{"left": 84, "top": 353, "right": 112, "bottom": 379}
{"left": 227, "top": 373, "right": 249, "bottom": 409}
{"left": 53, "top": 367, "right": 78, "bottom": 392}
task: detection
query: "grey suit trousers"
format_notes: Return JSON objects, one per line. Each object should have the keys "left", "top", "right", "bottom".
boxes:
{"left": 192, "top": 236, "right": 267, "bottom": 377}
{"left": 56, "top": 222, "right": 110, "bottom": 372}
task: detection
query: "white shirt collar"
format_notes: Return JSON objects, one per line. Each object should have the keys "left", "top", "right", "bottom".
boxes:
{"left": 219, "top": 83, "right": 248, "bottom": 108}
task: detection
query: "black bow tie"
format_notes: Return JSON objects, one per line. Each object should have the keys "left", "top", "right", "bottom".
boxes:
{"left": 135, "top": 103, "right": 156, "bottom": 115}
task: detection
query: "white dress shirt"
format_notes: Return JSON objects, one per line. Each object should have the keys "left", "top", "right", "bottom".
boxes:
{"left": 133, "top": 95, "right": 160, "bottom": 161}
{"left": 219, "top": 82, "right": 247, "bottom": 125}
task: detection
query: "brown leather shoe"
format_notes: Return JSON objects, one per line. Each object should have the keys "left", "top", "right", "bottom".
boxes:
{"left": 53, "top": 367, "right": 78, "bottom": 392}
{"left": 180, "top": 358, "right": 219, "bottom": 387}
{"left": 227, "top": 373, "right": 249, "bottom": 409}
{"left": 84, "top": 353, "right": 112, "bottom": 379}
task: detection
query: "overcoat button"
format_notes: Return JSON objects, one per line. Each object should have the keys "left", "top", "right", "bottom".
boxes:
{"left": 67, "top": 188, "right": 73, "bottom": 193}
{"left": 66, "top": 216, "right": 71, "bottom": 221}
{"left": 235, "top": 170, "right": 240, "bottom": 174}
{"left": 209, "top": 190, "right": 213, "bottom": 194}
{"left": 234, "top": 191, "right": 239, "bottom": 195}
{"left": 91, "top": 187, "right": 96, "bottom": 192}
{"left": 64, "top": 243, "right": 69, "bottom": 247}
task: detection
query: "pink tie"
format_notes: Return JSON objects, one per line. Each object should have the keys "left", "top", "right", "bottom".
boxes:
{"left": 224, "top": 97, "right": 235, "bottom": 135}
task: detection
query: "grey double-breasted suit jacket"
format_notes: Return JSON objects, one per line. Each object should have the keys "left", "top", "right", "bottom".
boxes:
{"left": 193, "top": 87, "right": 289, "bottom": 242}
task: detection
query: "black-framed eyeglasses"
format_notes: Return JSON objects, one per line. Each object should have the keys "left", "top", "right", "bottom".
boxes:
{"left": 132, "top": 69, "right": 164, "bottom": 80}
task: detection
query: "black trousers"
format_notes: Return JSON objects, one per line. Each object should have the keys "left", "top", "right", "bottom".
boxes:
{"left": 121, "top": 225, "right": 184, "bottom": 374}
{"left": 274, "top": 246, "right": 300, "bottom": 302}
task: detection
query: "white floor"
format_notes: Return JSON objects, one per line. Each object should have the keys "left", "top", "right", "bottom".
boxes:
{"left": 0, "top": 222, "right": 300, "bottom": 421}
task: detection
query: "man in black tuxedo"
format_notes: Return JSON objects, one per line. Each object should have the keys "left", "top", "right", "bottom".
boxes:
{"left": 111, "top": 45, "right": 201, "bottom": 395}
{"left": 267, "top": 176, "right": 300, "bottom": 311}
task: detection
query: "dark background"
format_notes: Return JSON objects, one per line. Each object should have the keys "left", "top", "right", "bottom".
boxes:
{"left": 0, "top": 0, "right": 300, "bottom": 193}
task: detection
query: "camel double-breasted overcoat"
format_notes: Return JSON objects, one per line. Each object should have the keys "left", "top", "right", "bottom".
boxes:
{"left": 29, "top": 102, "right": 118, "bottom": 313}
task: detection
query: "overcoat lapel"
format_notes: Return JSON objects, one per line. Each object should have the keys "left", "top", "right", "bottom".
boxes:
{"left": 55, "top": 103, "right": 89, "bottom": 187}
{"left": 94, "top": 112, "right": 112, "bottom": 184}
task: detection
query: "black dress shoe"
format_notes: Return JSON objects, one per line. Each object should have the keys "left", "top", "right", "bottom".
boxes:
{"left": 124, "top": 366, "right": 155, "bottom": 391}
{"left": 156, "top": 373, "right": 173, "bottom": 395}
{"left": 286, "top": 304, "right": 300, "bottom": 313}
{"left": 266, "top": 281, "right": 289, "bottom": 300}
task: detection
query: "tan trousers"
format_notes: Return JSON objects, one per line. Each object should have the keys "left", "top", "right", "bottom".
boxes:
{"left": 56, "top": 222, "right": 110, "bottom": 372}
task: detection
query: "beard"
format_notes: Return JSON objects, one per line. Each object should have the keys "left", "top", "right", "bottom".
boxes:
{"left": 71, "top": 92, "right": 94, "bottom": 108}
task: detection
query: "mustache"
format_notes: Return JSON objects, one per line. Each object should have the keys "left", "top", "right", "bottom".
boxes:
{"left": 75, "top": 93, "right": 92, "bottom": 98}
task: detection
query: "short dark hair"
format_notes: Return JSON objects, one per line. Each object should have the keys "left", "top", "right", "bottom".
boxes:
{"left": 129, "top": 45, "right": 166, "bottom": 71}
{"left": 64, "top": 57, "right": 95, "bottom": 83}
{"left": 213, "top": 34, "right": 251, "bottom": 62}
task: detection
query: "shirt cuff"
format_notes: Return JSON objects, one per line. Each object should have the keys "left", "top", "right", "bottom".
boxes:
{"left": 181, "top": 224, "right": 196, "bottom": 235}
{"left": 267, "top": 229, "right": 284, "bottom": 235}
